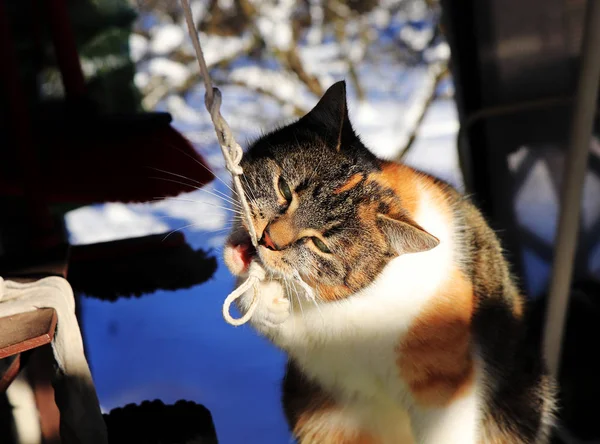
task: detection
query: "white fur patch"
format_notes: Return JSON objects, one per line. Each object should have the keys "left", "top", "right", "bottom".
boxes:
{"left": 410, "top": 384, "right": 480, "bottom": 443}
{"left": 240, "top": 183, "right": 481, "bottom": 438}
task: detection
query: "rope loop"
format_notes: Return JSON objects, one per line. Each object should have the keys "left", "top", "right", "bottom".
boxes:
{"left": 222, "top": 262, "right": 267, "bottom": 326}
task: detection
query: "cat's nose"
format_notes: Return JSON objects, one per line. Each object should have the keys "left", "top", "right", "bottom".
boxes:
{"left": 259, "top": 228, "right": 278, "bottom": 250}
{"left": 259, "top": 218, "right": 297, "bottom": 250}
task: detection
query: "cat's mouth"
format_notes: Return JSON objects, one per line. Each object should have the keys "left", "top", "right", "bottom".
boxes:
{"left": 224, "top": 233, "right": 258, "bottom": 276}
{"left": 224, "top": 228, "right": 297, "bottom": 279}
{"left": 237, "top": 240, "right": 257, "bottom": 270}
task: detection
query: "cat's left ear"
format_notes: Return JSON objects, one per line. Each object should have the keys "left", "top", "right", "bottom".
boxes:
{"left": 300, "top": 80, "right": 356, "bottom": 151}
{"left": 377, "top": 214, "right": 439, "bottom": 255}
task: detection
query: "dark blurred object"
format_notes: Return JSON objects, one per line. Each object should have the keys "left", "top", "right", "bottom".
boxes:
{"left": 441, "top": 0, "right": 599, "bottom": 283}
{"left": 0, "top": 0, "right": 217, "bottom": 441}
{"left": 0, "top": 251, "right": 93, "bottom": 444}
{"left": 0, "top": 107, "right": 213, "bottom": 207}
{"left": 104, "top": 399, "right": 218, "bottom": 444}
{"left": 68, "top": 232, "right": 217, "bottom": 300}
{"left": 442, "top": 0, "right": 600, "bottom": 440}
{"left": 0, "top": 0, "right": 214, "bottom": 253}
{"left": 2, "top": 0, "right": 140, "bottom": 114}
{"left": 529, "top": 281, "right": 600, "bottom": 442}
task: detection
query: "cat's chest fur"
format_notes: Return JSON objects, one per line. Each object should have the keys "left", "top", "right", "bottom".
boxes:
{"left": 267, "top": 189, "right": 457, "bottom": 405}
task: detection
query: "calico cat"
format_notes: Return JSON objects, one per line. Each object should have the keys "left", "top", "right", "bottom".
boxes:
{"left": 224, "top": 81, "right": 556, "bottom": 443}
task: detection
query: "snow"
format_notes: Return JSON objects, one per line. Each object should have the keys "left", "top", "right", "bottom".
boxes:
{"left": 134, "top": 71, "right": 150, "bottom": 89}
{"left": 252, "top": 0, "right": 297, "bottom": 51}
{"left": 514, "top": 155, "right": 559, "bottom": 245}
{"left": 218, "top": 0, "right": 235, "bottom": 11}
{"left": 508, "top": 142, "right": 600, "bottom": 297}
{"left": 129, "top": 34, "right": 149, "bottom": 63}
{"left": 190, "top": 0, "right": 210, "bottom": 24}
{"left": 424, "top": 41, "right": 451, "bottom": 63}
{"left": 306, "top": 0, "right": 324, "bottom": 45}
{"left": 199, "top": 33, "right": 255, "bottom": 67}
{"left": 372, "top": 8, "right": 392, "bottom": 28}
{"left": 229, "top": 66, "right": 311, "bottom": 110}
{"left": 399, "top": 25, "right": 434, "bottom": 52}
{"left": 147, "top": 58, "right": 189, "bottom": 87}
{"left": 66, "top": 203, "right": 169, "bottom": 245}
{"left": 165, "top": 94, "right": 204, "bottom": 123}
{"left": 150, "top": 24, "right": 185, "bottom": 55}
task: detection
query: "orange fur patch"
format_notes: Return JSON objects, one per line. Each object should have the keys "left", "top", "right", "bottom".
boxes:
{"left": 369, "top": 162, "right": 421, "bottom": 216}
{"left": 315, "top": 283, "right": 353, "bottom": 302}
{"left": 397, "top": 268, "right": 475, "bottom": 407}
{"left": 512, "top": 297, "right": 524, "bottom": 318}
{"left": 334, "top": 173, "right": 364, "bottom": 194}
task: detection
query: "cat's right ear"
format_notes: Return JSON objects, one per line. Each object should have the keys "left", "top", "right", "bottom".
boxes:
{"left": 299, "top": 80, "right": 356, "bottom": 151}
{"left": 377, "top": 214, "right": 439, "bottom": 255}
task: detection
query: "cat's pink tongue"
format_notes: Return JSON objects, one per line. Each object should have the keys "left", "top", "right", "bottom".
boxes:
{"left": 232, "top": 242, "right": 255, "bottom": 273}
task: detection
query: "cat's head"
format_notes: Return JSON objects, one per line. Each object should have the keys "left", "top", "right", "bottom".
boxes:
{"left": 224, "top": 81, "right": 439, "bottom": 301}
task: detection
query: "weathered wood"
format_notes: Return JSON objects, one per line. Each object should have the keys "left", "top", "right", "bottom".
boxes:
{"left": 0, "top": 308, "right": 57, "bottom": 359}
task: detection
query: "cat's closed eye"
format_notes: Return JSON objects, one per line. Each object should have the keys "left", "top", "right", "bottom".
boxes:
{"left": 278, "top": 177, "right": 292, "bottom": 203}
{"left": 312, "top": 237, "right": 331, "bottom": 254}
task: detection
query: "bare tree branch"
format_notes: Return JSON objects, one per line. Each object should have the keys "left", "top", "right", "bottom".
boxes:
{"left": 397, "top": 62, "right": 449, "bottom": 160}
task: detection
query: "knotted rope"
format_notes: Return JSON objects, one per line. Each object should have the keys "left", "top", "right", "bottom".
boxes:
{"left": 180, "top": 0, "right": 261, "bottom": 326}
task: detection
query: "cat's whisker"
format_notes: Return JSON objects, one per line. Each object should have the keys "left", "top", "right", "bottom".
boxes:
{"left": 147, "top": 166, "right": 204, "bottom": 187}
{"left": 286, "top": 278, "right": 297, "bottom": 336}
{"left": 151, "top": 197, "right": 244, "bottom": 215}
{"left": 192, "top": 185, "right": 242, "bottom": 208}
{"left": 154, "top": 215, "right": 238, "bottom": 228}
{"left": 299, "top": 267, "right": 324, "bottom": 321}
{"left": 240, "top": 173, "right": 258, "bottom": 203}
{"left": 198, "top": 183, "right": 243, "bottom": 208}
{"left": 280, "top": 277, "right": 299, "bottom": 347}
{"left": 240, "top": 174, "right": 260, "bottom": 214}
{"left": 295, "top": 275, "right": 323, "bottom": 323}
{"left": 284, "top": 276, "right": 307, "bottom": 359}
{"left": 284, "top": 277, "right": 293, "bottom": 306}
{"left": 289, "top": 277, "right": 306, "bottom": 326}
{"left": 149, "top": 175, "right": 242, "bottom": 208}
{"left": 199, "top": 224, "right": 234, "bottom": 234}
{"left": 162, "top": 223, "right": 199, "bottom": 241}
{"left": 164, "top": 141, "right": 239, "bottom": 197}
{"left": 210, "top": 186, "right": 242, "bottom": 208}
{"left": 292, "top": 269, "right": 316, "bottom": 301}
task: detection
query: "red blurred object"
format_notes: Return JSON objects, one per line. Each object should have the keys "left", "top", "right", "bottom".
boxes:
{"left": 0, "top": 0, "right": 214, "bottom": 207}
{"left": 0, "top": 109, "right": 214, "bottom": 204}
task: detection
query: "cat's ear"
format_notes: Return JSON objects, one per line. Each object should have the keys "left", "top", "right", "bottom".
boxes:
{"left": 377, "top": 214, "right": 439, "bottom": 255}
{"left": 300, "top": 80, "right": 356, "bottom": 151}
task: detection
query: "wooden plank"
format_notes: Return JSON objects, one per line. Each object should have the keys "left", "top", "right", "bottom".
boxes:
{"left": 0, "top": 308, "right": 57, "bottom": 359}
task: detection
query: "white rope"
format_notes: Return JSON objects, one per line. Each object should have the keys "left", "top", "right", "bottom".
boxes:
{"left": 222, "top": 262, "right": 266, "bottom": 326}
{"left": 180, "top": 0, "right": 261, "bottom": 326}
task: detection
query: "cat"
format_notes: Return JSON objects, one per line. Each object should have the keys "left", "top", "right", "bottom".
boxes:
{"left": 223, "top": 81, "right": 556, "bottom": 443}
